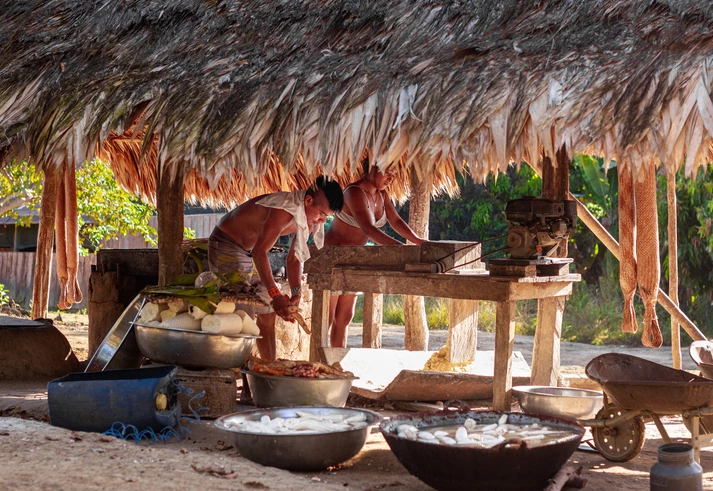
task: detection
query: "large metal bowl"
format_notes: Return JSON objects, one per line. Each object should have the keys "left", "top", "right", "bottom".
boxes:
{"left": 242, "top": 369, "right": 356, "bottom": 407}
{"left": 381, "top": 409, "right": 584, "bottom": 491}
{"left": 134, "top": 324, "right": 260, "bottom": 369}
{"left": 513, "top": 386, "right": 604, "bottom": 420}
{"left": 214, "top": 406, "right": 382, "bottom": 471}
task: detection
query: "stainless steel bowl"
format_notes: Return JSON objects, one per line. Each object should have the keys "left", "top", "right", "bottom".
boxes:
{"left": 133, "top": 324, "right": 260, "bottom": 369}
{"left": 214, "top": 406, "right": 382, "bottom": 471}
{"left": 242, "top": 369, "right": 356, "bottom": 407}
{"left": 513, "top": 386, "right": 604, "bottom": 420}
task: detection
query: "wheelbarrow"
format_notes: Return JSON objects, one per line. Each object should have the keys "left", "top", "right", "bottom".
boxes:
{"left": 581, "top": 353, "right": 713, "bottom": 463}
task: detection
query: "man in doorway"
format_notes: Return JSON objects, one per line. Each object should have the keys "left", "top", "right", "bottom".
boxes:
{"left": 208, "top": 176, "right": 344, "bottom": 361}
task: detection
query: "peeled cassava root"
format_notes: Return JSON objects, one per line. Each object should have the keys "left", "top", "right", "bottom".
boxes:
{"left": 163, "top": 313, "right": 201, "bottom": 330}
{"left": 139, "top": 302, "right": 168, "bottom": 323}
{"left": 201, "top": 313, "right": 243, "bottom": 334}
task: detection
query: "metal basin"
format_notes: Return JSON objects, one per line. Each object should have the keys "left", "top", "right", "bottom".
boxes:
{"left": 513, "top": 386, "right": 604, "bottom": 420}
{"left": 214, "top": 406, "right": 382, "bottom": 471}
{"left": 242, "top": 369, "right": 356, "bottom": 407}
{"left": 381, "top": 409, "right": 584, "bottom": 491}
{"left": 134, "top": 324, "right": 259, "bottom": 369}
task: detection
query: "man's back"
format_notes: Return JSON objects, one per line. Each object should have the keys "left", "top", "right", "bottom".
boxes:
{"left": 217, "top": 194, "right": 297, "bottom": 251}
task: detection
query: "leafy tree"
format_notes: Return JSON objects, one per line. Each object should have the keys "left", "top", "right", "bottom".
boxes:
{"left": 0, "top": 158, "right": 177, "bottom": 253}
{"left": 0, "top": 160, "right": 43, "bottom": 225}
{"left": 75, "top": 159, "right": 157, "bottom": 251}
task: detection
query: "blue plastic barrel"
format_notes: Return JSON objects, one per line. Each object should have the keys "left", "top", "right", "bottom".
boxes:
{"left": 48, "top": 365, "right": 180, "bottom": 433}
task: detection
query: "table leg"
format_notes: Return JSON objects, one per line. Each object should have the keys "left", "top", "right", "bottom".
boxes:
{"left": 531, "top": 296, "right": 565, "bottom": 386}
{"left": 309, "top": 289, "right": 331, "bottom": 362}
{"left": 362, "top": 293, "right": 383, "bottom": 348}
{"left": 493, "top": 300, "right": 516, "bottom": 411}
{"left": 447, "top": 299, "right": 478, "bottom": 363}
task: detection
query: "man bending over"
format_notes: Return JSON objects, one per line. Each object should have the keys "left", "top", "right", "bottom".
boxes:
{"left": 208, "top": 176, "right": 344, "bottom": 361}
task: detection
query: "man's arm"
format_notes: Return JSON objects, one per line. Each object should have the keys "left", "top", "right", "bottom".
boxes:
{"left": 251, "top": 208, "right": 294, "bottom": 319}
{"left": 286, "top": 239, "right": 302, "bottom": 306}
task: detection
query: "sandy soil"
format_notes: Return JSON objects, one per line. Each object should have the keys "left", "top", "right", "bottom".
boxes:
{"left": 0, "top": 314, "right": 710, "bottom": 490}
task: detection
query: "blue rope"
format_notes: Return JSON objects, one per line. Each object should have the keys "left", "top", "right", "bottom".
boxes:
{"left": 102, "top": 383, "right": 209, "bottom": 444}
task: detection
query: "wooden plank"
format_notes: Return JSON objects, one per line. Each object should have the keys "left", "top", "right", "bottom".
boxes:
{"left": 493, "top": 300, "right": 516, "bottom": 411}
{"left": 321, "top": 347, "right": 531, "bottom": 401}
{"left": 309, "top": 289, "right": 331, "bottom": 362}
{"left": 447, "top": 299, "right": 478, "bottom": 363}
{"left": 362, "top": 293, "right": 383, "bottom": 348}
{"left": 315, "top": 269, "right": 574, "bottom": 302}
{"left": 304, "top": 245, "right": 422, "bottom": 274}
{"left": 489, "top": 263, "right": 537, "bottom": 277}
{"left": 531, "top": 296, "right": 565, "bottom": 386}
{"left": 419, "top": 241, "right": 482, "bottom": 272}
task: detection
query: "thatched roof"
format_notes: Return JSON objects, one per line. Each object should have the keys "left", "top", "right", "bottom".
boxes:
{"left": 2, "top": 0, "right": 713, "bottom": 206}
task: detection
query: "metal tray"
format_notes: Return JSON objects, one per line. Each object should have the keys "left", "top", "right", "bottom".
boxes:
{"left": 85, "top": 295, "right": 146, "bottom": 372}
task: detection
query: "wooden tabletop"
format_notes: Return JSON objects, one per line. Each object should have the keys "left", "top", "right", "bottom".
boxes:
{"left": 307, "top": 269, "right": 580, "bottom": 302}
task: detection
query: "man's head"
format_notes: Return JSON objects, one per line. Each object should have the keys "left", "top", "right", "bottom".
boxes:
{"left": 304, "top": 176, "right": 344, "bottom": 225}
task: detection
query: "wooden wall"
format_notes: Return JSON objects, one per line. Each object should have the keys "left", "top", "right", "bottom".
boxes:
{"left": 0, "top": 213, "right": 224, "bottom": 311}
{"left": 0, "top": 252, "right": 96, "bottom": 311}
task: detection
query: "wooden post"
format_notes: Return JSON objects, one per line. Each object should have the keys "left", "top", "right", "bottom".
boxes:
{"left": 362, "top": 293, "right": 383, "bottom": 348}
{"left": 309, "top": 289, "right": 331, "bottom": 361}
{"left": 493, "top": 300, "right": 516, "bottom": 411}
{"left": 667, "top": 168, "right": 681, "bottom": 369}
{"left": 531, "top": 145, "right": 569, "bottom": 385}
{"left": 447, "top": 299, "right": 479, "bottom": 363}
{"left": 156, "top": 161, "right": 184, "bottom": 286}
{"left": 531, "top": 296, "right": 564, "bottom": 385}
{"left": 31, "top": 165, "right": 60, "bottom": 319}
{"left": 404, "top": 170, "right": 431, "bottom": 351}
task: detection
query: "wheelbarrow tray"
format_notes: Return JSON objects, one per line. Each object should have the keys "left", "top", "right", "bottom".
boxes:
{"left": 586, "top": 353, "right": 713, "bottom": 412}
{"left": 689, "top": 340, "right": 713, "bottom": 380}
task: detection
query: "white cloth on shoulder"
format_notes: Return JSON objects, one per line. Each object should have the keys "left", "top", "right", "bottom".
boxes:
{"left": 257, "top": 190, "right": 324, "bottom": 263}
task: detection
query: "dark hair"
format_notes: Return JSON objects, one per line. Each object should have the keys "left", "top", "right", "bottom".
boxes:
{"left": 361, "top": 157, "right": 370, "bottom": 176}
{"left": 308, "top": 176, "right": 344, "bottom": 211}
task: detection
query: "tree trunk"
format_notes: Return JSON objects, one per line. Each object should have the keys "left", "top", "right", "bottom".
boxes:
{"left": 157, "top": 161, "right": 185, "bottom": 286}
{"left": 403, "top": 170, "right": 431, "bottom": 351}
{"left": 31, "top": 165, "right": 60, "bottom": 319}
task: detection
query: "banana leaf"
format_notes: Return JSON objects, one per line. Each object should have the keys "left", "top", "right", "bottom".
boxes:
{"left": 174, "top": 294, "right": 222, "bottom": 314}
{"left": 141, "top": 285, "right": 220, "bottom": 296}
{"left": 172, "top": 273, "right": 199, "bottom": 286}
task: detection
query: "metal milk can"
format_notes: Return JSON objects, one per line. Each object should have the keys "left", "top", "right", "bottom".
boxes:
{"left": 650, "top": 443, "right": 702, "bottom": 491}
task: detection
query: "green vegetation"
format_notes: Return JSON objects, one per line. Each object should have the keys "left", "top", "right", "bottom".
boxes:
{"left": 366, "top": 158, "right": 713, "bottom": 346}
{"left": 0, "top": 284, "right": 9, "bottom": 307}
{"left": 1, "top": 158, "right": 196, "bottom": 253}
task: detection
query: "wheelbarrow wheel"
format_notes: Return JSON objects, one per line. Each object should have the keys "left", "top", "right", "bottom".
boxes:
{"left": 592, "top": 404, "right": 646, "bottom": 462}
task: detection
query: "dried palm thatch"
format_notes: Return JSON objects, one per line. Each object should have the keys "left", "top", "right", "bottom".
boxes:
{"left": 2, "top": 0, "right": 713, "bottom": 207}
{"left": 98, "top": 128, "right": 458, "bottom": 206}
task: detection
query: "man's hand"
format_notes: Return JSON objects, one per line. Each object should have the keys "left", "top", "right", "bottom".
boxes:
{"left": 289, "top": 294, "right": 301, "bottom": 307}
{"left": 271, "top": 294, "right": 295, "bottom": 321}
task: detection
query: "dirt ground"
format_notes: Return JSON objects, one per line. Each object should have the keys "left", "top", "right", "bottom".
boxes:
{"left": 0, "top": 314, "right": 711, "bottom": 490}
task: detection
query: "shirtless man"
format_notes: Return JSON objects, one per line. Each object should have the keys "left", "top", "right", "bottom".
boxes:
{"left": 324, "top": 162, "right": 423, "bottom": 347}
{"left": 208, "top": 176, "right": 344, "bottom": 361}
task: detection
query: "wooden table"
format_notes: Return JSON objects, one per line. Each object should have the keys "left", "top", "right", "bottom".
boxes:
{"left": 306, "top": 260, "right": 580, "bottom": 411}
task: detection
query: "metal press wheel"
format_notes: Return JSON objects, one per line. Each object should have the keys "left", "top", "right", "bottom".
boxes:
{"left": 591, "top": 404, "right": 646, "bottom": 462}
